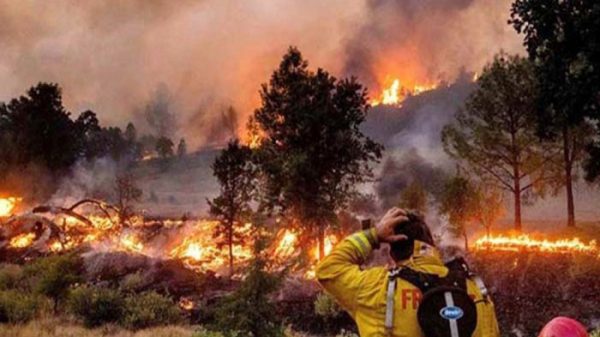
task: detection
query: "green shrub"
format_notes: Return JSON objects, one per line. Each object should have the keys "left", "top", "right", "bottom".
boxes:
{"left": 120, "top": 271, "right": 146, "bottom": 293}
{"left": 212, "top": 252, "right": 284, "bottom": 337}
{"left": 314, "top": 292, "right": 341, "bottom": 318}
{"left": 67, "top": 285, "right": 125, "bottom": 327}
{"left": 24, "top": 253, "right": 83, "bottom": 312}
{"left": 192, "top": 328, "right": 228, "bottom": 337}
{"left": 0, "top": 264, "right": 23, "bottom": 290}
{"left": 121, "top": 291, "right": 182, "bottom": 329}
{"left": 0, "top": 290, "right": 40, "bottom": 323}
{"left": 590, "top": 329, "right": 600, "bottom": 337}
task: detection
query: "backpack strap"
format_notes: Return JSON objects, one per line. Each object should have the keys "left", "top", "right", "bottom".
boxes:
{"left": 385, "top": 268, "right": 444, "bottom": 335}
{"left": 469, "top": 274, "right": 489, "bottom": 302}
{"left": 385, "top": 268, "right": 402, "bottom": 335}
{"left": 446, "top": 257, "right": 489, "bottom": 302}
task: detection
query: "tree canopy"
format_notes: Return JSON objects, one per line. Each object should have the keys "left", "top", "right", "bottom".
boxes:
{"left": 442, "top": 55, "right": 558, "bottom": 230}
{"left": 510, "top": 0, "right": 600, "bottom": 181}
{"left": 208, "top": 139, "right": 255, "bottom": 276}
{"left": 251, "top": 47, "right": 382, "bottom": 258}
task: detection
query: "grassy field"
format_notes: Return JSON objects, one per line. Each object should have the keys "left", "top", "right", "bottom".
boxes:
{"left": 0, "top": 319, "right": 334, "bottom": 337}
{"left": 0, "top": 318, "right": 195, "bottom": 337}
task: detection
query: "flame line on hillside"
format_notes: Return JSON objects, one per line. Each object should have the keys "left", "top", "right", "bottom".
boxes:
{"left": 473, "top": 234, "right": 598, "bottom": 256}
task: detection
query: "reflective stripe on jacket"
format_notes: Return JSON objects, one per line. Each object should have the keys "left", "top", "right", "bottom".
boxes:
{"left": 316, "top": 229, "right": 500, "bottom": 337}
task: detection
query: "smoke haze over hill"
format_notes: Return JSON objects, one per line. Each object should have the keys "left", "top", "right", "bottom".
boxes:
{"left": 0, "top": 0, "right": 522, "bottom": 149}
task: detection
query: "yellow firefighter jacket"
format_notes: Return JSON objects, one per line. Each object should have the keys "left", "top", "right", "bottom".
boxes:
{"left": 316, "top": 228, "right": 500, "bottom": 337}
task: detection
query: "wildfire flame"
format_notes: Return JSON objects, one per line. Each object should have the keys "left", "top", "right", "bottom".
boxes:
{"left": 9, "top": 232, "right": 36, "bottom": 248}
{"left": 179, "top": 297, "right": 194, "bottom": 311}
{"left": 370, "top": 78, "right": 437, "bottom": 106}
{"left": 119, "top": 233, "right": 144, "bottom": 253}
{"left": 474, "top": 234, "right": 598, "bottom": 256}
{"left": 0, "top": 197, "right": 21, "bottom": 217}
{"left": 3, "top": 206, "right": 338, "bottom": 276}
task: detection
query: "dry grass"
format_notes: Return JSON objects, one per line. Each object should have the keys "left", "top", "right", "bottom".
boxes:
{"left": 0, "top": 318, "right": 195, "bottom": 337}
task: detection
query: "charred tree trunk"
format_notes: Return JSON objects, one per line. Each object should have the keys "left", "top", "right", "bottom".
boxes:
{"left": 513, "top": 165, "right": 522, "bottom": 231}
{"left": 563, "top": 126, "right": 576, "bottom": 227}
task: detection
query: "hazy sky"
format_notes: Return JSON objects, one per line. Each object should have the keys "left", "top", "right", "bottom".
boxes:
{"left": 0, "top": 0, "right": 523, "bottom": 148}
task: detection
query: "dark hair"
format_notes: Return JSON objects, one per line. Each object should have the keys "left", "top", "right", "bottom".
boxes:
{"left": 389, "top": 211, "right": 435, "bottom": 261}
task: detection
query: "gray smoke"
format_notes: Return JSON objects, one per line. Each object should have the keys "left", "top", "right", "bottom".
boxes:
{"left": 0, "top": 0, "right": 522, "bottom": 150}
{"left": 375, "top": 149, "right": 447, "bottom": 210}
{"left": 343, "top": 0, "right": 522, "bottom": 90}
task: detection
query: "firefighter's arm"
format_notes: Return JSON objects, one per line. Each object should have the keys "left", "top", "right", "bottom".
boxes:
{"left": 315, "top": 228, "right": 379, "bottom": 316}
{"left": 316, "top": 208, "right": 409, "bottom": 316}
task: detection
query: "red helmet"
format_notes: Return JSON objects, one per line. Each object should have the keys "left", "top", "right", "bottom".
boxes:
{"left": 538, "top": 317, "right": 589, "bottom": 337}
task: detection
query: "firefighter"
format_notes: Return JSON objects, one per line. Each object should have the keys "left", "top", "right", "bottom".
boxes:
{"left": 316, "top": 207, "right": 500, "bottom": 337}
{"left": 538, "top": 317, "right": 589, "bottom": 337}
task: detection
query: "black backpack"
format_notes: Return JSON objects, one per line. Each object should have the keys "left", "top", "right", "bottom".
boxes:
{"left": 385, "top": 258, "right": 486, "bottom": 337}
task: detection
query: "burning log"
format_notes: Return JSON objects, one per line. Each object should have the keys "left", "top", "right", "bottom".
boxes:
{"left": 0, "top": 214, "right": 65, "bottom": 252}
{"left": 32, "top": 205, "right": 94, "bottom": 228}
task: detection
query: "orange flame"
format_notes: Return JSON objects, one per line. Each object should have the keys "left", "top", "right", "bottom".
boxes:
{"left": 5, "top": 208, "right": 340, "bottom": 276}
{"left": 119, "top": 234, "right": 144, "bottom": 253}
{"left": 370, "top": 78, "right": 437, "bottom": 106}
{"left": 474, "top": 234, "right": 598, "bottom": 255}
{"left": 9, "top": 232, "right": 36, "bottom": 248}
{"left": 0, "top": 197, "right": 21, "bottom": 217}
{"left": 179, "top": 297, "right": 194, "bottom": 311}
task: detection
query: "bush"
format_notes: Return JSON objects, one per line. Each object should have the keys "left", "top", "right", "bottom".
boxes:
{"left": 67, "top": 285, "right": 125, "bottom": 327}
{"left": 120, "top": 271, "right": 147, "bottom": 293}
{"left": 0, "top": 264, "right": 23, "bottom": 290}
{"left": 314, "top": 292, "right": 341, "bottom": 319}
{"left": 212, "top": 249, "right": 284, "bottom": 337}
{"left": 192, "top": 328, "right": 228, "bottom": 337}
{"left": 121, "top": 291, "right": 182, "bottom": 329}
{"left": 0, "top": 290, "right": 40, "bottom": 323}
{"left": 24, "top": 253, "right": 83, "bottom": 312}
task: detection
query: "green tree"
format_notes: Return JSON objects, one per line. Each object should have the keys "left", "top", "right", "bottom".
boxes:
{"left": 438, "top": 176, "right": 479, "bottom": 250}
{"left": 212, "top": 239, "right": 283, "bottom": 337}
{"left": 155, "top": 137, "right": 174, "bottom": 159}
{"left": 208, "top": 139, "right": 255, "bottom": 276}
{"left": 124, "top": 122, "right": 142, "bottom": 160}
{"left": 442, "top": 55, "right": 558, "bottom": 230}
{"left": 399, "top": 180, "right": 428, "bottom": 214}
{"left": 472, "top": 184, "right": 505, "bottom": 237}
{"left": 0, "top": 83, "right": 81, "bottom": 172}
{"left": 24, "top": 253, "right": 83, "bottom": 313}
{"left": 177, "top": 138, "right": 187, "bottom": 158}
{"left": 252, "top": 47, "right": 382, "bottom": 259}
{"left": 144, "top": 83, "right": 176, "bottom": 139}
{"left": 510, "top": 0, "right": 598, "bottom": 226}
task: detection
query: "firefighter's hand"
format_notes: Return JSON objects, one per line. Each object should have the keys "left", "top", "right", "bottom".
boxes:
{"left": 376, "top": 207, "right": 409, "bottom": 243}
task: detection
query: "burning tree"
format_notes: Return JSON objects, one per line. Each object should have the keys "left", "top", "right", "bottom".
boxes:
{"left": 442, "top": 54, "right": 559, "bottom": 230}
{"left": 208, "top": 139, "right": 255, "bottom": 276}
{"left": 251, "top": 47, "right": 382, "bottom": 259}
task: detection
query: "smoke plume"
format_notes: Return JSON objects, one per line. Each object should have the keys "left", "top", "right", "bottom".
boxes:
{"left": 343, "top": 0, "right": 523, "bottom": 91}
{"left": 0, "top": 0, "right": 522, "bottom": 150}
